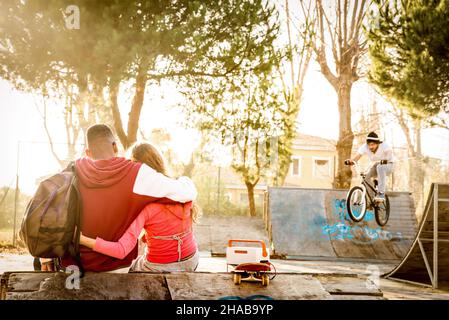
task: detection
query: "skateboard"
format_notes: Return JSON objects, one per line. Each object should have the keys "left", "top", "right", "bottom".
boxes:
{"left": 232, "top": 262, "right": 272, "bottom": 286}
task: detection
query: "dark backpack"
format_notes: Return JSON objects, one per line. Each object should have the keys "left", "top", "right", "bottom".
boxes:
{"left": 19, "top": 163, "right": 83, "bottom": 273}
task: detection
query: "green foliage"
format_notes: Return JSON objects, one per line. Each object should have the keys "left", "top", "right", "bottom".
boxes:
{"left": 0, "top": 0, "right": 280, "bottom": 96}
{"left": 181, "top": 37, "right": 292, "bottom": 216}
{"left": 367, "top": 0, "right": 449, "bottom": 117}
{"left": 272, "top": 70, "right": 300, "bottom": 186}
{"left": 0, "top": 0, "right": 283, "bottom": 147}
{"left": 171, "top": 1, "right": 286, "bottom": 214}
{"left": 192, "top": 173, "right": 246, "bottom": 216}
{"left": 184, "top": 67, "right": 288, "bottom": 185}
{"left": 181, "top": 54, "right": 286, "bottom": 215}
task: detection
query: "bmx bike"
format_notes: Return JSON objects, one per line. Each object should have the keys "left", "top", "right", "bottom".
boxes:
{"left": 345, "top": 160, "right": 390, "bottom": 226}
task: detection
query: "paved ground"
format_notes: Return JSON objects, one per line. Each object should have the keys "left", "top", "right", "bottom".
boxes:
{"left": 195, "top": 254, "right": 449, "bottom": 300}
{"left": 0, "top": 253, "right": 33, "bottom": 274}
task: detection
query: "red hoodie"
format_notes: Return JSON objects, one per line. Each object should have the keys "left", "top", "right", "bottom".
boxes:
{"left": 62, "top": 157, "right": 197, "bottom": 272}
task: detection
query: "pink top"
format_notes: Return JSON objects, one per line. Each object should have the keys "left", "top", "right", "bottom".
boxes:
{"left": 93, "top": 202, "right": 197, "bottom": 264}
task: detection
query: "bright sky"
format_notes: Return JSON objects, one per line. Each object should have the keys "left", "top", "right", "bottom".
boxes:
{"left": 1, "top": 2, "right": 449, "bottom": 195}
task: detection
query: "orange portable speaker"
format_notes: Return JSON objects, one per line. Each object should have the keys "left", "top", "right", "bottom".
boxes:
{"left": 226, "top": 239, "right": 270, "bottom": 266}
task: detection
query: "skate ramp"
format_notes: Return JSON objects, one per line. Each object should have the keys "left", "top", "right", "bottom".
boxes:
{"left": 385, "top": 183, "right": 449, "bottom": 289}
{"left": 266, "top": 188, "right": 417, "bottom": 262}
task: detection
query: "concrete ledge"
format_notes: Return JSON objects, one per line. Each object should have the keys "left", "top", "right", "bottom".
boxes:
{"left": 1, "top": 271, "right": 385, "bottom": 300}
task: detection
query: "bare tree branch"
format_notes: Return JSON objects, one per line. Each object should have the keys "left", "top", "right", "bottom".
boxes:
{"left": 36, "top": 96, "right": 64, "bottom": 168}
{"left": 285, "top": 0, "right": 296, "bottom": 90}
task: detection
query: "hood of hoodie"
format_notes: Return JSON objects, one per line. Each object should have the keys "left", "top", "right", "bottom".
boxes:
{"left": 165, "top": 202, "right": 193, "bottom": 220}
{"left": 75, "top": 157, "right": 138, "bottom": 188}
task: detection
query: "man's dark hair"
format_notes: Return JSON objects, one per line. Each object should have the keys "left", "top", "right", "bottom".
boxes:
{"left": 86, "top": 124, "right": 115, "bottom": 149}
{"left": 366, "top": 131, "right": 381, "bottom": 144}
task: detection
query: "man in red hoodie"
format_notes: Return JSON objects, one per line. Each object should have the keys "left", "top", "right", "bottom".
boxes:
{"left": 40, "top": 124, "right": 197, "bottom": 272}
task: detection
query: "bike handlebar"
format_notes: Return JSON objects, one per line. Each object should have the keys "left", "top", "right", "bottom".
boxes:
{"left": 345, "top": 159, "right": 390, "bottom": 166}
{"left": 346, "top": 160, "right": 390, "bottom": 177}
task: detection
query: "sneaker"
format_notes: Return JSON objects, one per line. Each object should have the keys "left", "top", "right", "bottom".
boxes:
{"left": 374, "top": 193, "right": 385, "bottom": 203}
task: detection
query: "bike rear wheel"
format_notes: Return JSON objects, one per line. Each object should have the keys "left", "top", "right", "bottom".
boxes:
{"left": 375, "top": 193, "right": 390, "bottom": 226}
{"left": 346, "top": 186, "right": 367, "bottom": 222}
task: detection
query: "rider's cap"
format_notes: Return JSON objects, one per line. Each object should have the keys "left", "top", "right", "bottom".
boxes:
{"left": 366, "top": 131, "right": 381, "bottom": 144}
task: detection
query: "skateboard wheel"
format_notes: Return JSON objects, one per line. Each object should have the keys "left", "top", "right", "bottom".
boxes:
{"left": 261, "top": 274, "right": 269, "bottom": 286}
{"left": 233, "top": 273, "right": 242, "bottom": 285}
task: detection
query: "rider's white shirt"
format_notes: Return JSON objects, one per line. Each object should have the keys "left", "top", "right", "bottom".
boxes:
{"left": 357, "top": 142, "right": 394, "bottom": 162}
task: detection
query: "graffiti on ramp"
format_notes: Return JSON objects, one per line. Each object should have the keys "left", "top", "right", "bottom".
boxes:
{"left": 320, "top": 198, "right": 403, "bottom": 244}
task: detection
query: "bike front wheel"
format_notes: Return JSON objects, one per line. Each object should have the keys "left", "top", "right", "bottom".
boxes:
{"left": 375, "top": 194, "right": 390, "bottom": 226}
{"left": 346, "top": 186, "right": 367, "bottom": 222}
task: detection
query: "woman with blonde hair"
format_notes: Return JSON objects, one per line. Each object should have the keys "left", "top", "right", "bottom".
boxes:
{"left": 80, "top": 142, "right": 201, "bottom": 272}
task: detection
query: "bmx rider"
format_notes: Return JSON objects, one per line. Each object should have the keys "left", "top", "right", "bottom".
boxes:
{"left": 345, "top": 131, "right": 394, "bottom": 203}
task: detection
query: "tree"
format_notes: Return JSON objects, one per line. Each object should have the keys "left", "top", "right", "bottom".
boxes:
{"left": 228, "top": 74, "right": 284, "bottom": 217}
{"left": 175, "top": 1, "right": 281, "bottom": 216}
{"left": 312, "top": 0, "right": 371, "bottom": 189}
{"left": 272, "top": 0, "right": 316, "bottom": 186}
{"left": 0, "top": 0, "right": 114, "bottom": 164}
{"left": 32, "top": 90, "right": 85, "bottom": 168}
{"left": 183, "top": 59, "right": 293, "bottom": 217}
{"left": 0, "top": 0, "right": 285, "bottom": 152}
{"left": 367, "top": 0, "right": 449, "bottom": 210}
{"left": 367, "top": 0, "right": 449, "bottom": 128}
{"left": 390, "top": 105, "right": 426, "bottom": 212}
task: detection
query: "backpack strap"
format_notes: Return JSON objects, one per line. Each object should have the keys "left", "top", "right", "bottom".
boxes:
{"left": 68, "top": 161, "right": 85, "bottom": 278}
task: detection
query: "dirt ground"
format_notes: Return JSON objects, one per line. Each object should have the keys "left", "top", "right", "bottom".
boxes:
{"left": 194, "top": 215, "right": 270, "bottom": 254}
